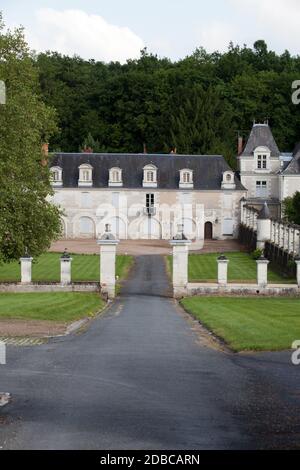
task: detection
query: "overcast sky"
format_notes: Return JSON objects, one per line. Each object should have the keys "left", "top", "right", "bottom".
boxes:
{"left": 2, "top": 0, "right": 300, "bottom": 63}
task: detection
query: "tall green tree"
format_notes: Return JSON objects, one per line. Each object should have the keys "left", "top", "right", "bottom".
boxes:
{"left": 169, "top": 84, "right": 235, "bottom": 163}
{"left": 0, "top": 14, "right": 62, "bottom": 262}
{"left": 282, "top": 192, "right": 300, "bottom": 225}
{"left": 80, "top": 132, "right": 102, "bottom": 152}
{"left": 35, "top": 39, "right": 300, "bottom": 160}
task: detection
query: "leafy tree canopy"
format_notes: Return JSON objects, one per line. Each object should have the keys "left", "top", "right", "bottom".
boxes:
{"left": 282, "top": 192, "right": 300, "bottom": 225}
{"left": 34, "top": 41, "right": 300, "bottom": 162}
{"left": 0, "top": 14, "right": 62, "bottom": 262}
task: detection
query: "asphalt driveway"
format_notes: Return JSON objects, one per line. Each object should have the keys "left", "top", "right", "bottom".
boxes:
{"left": 0, "top": 256, "right": 299, "bottom": 449}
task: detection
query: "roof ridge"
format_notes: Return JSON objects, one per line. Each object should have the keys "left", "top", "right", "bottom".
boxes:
{"left": 55, "top": 152, "right": 224, "bottom": 157}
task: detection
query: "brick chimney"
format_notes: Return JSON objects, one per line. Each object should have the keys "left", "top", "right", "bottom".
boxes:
{"left": 238, "top": 135, "right": 243, "bottom": 156}
{"left": 143, "top": 143, "right": 147, "bottom": 154}
{"left": 41, "top": 143, "right": 49, "bottom": 167}
{"left": 83, "top": 146, "right": 93, "bottom": 153}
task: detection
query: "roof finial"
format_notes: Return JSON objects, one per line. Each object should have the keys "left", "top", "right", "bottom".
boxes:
{"left": 257, "top": 202, "right": 271, "bottom": 220}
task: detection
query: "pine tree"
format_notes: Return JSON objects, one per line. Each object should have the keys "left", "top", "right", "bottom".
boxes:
{"left": 170, "top": 84, "right": 234, "bottom": 159}
{"left": 80, "top": 132, "right": 101, "bottom": 153}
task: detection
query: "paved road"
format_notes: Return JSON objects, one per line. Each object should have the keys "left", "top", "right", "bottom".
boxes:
{"left": 0, "top": 256, "right": 299, "bottom": 449}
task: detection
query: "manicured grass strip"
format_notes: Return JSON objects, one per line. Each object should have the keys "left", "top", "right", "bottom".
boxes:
{"left": 0, "top": 253, "right": 133, "bottom": 283}
{"left": 0, "top": 292, "right": 105, "bottom": 322}
{"left": 181, "top": 296, "right": 300, "bottom": 352}
{"left": 188, "top": 252, "right": 294, "bottom": 283}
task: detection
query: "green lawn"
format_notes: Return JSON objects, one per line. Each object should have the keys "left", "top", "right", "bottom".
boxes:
{"left": 0, "top": 292, "right": 105, "bottom": 322}
{"left": 167, "top": 252, "right": 294, "bottom": 283}
{"left": 181, "top": 296, "right": 300, "bottom": 351}
{"left": 0, "top": 253, "right": 133, "bottom": 283}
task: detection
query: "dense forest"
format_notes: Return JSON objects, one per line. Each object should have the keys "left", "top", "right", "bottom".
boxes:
{"left": 35, "top": 40, "right": 300, "bottom": 168}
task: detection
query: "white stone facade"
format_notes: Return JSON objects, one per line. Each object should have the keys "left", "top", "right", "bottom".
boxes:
{"left": 49, "top": 188, "right": 245, "bottom": 241}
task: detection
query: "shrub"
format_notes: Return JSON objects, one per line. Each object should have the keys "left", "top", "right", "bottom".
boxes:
{"left": 251, "top": 249, "right": 263, "bottom": 260}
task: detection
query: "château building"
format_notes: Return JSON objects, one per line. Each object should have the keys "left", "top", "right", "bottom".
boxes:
{"left": 49, "top": 123, "right": 300, "bottom": 241}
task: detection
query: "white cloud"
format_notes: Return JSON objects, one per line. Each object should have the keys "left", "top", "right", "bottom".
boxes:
{"left": 193, "top": 0, "right": 300, "bottom": 56}
{"left": 26, "top": 8, "right": 145, "bottom": 63}
{"left": 196, "top": 21, "right": 236, "bottom": 52}
{"left": 229, "top": 0, "right": 300, "bottom": 53}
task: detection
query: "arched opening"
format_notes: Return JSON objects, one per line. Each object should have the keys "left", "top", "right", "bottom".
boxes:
{"left": 204, "top": 222, "right": 213, "bottom": 240}
{"left": 109, "top": 216, "right": 127, "bottom": 239}
{"left": 140, "top": 217, "right": 162, "bottom": 240}
{"left": 182, "top": 218, "right": 197, "bottom": 240}
{"left": 79, "top": 217, "right": 95, "bottom": 238}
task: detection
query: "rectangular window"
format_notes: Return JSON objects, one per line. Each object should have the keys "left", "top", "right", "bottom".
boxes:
{"left": 82, "top": 170, "right": 90, "bottom": 181}
{"left": 81, "top": 192, "right": 92, "bottom": 209}
{"left": 183, "top": 172, "right": 190, "bottom": 183}
{"left": 147, "top": 171, "right": 154, "bottom": 182}
{"left": 257, "top": 155, "right": 267, "bottom": 170}
{"left": 256, "top": 181, "right": 267, "bottom": 198}
{"left": 146, "top": 194, "right": 155, "bottom": 208}
{"left": 112, "top": 192, "right": 120, "bottom": 208}
{"left": 112, "top": 170, "right": 119, "bottom": 182}
{"left": 223, "top": 218, "right": 234, "bottom": 236}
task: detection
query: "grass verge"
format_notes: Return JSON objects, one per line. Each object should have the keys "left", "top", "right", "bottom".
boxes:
{"left": 181, "top": 296, "right": 300, "bottom": 352}
{"left": 0, "top": 292, "right": 105, "bottom": 322}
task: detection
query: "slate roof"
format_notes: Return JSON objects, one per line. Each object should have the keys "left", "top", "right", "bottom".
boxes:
{"left": 50, "top": 153, "right": 245, "bottom": 191}
{"left": 282, "top": 143, "right": 300, "bottom": 175}
{"left": 241, "top": 124, "right": 280, "bottom": 158}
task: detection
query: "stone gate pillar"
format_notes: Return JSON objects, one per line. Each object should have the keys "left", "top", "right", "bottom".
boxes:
{"left": 256, "top": 255, "right": 269, "bottom": 288}
{"left": 257, "top": 202, "right": 271, "bottom": 250}
{"left": 97, "top": 224, "right": 119, "bottom": 299}
{"left": 20, "top": 251, "right": 33, "bottom": 284}
{"left": 217, "top": 254, "right": 229, "bottom": 286}
{"left": 170, "top": 224, "right": 191, "bottom": 298}
{"left": 60, "top": 249, "right": 73, "bottom": 285}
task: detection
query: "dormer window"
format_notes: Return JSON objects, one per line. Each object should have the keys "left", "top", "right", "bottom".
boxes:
{"left": 221, "top": 171, "right": 236, "bottom": 190}
{"left": 109, "top": 167, "right": 123, "bottom": 187}
{"left": 179, "top": 169, "right": 194, "bottom": 189}
{"left": 257, "top": 154, "right": 267, "bottom": 169}
{"left": 50, "top": 166, "right": 63, "bottom": 187}
{"left": 78, "top": 164, "right": 93, "bottom": 187}
{"left": 143, "top": 164, "right": 157, "bottom": 188}
{"left": 147, "top": 171, "right": 154, "bottom": 182}
{"left": 254, "top": 146, "right": 270, "bottom": 171}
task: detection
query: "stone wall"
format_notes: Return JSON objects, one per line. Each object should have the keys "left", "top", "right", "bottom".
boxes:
{"left": 0, "top": 283, "right": 100, "bottom": 293}
{"left": 186, "top": 283, "right": 299, "bottom": 297}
